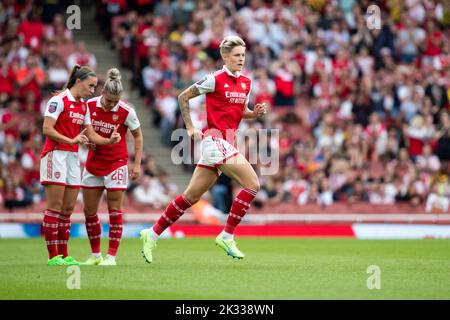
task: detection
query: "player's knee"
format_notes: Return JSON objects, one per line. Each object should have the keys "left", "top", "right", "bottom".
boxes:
{"left": 48, "top": 205, "right": 62, "bottom": 213}
{"left": 61, "top": 208, "right": 74, "bottom": 216}
{"left": 183, "top": 192, "right": 200, "bottom": 205}
{"left": 250, "top": 184, "right": 260, "bottom": 193}
{"left": 246, "top": 179, "right": 260, "bottom": 193}
{"left": 47, "top": 200, "right": 63, "bottom": 212}
{"left": 83, "top": 207, "right": 97, "bottom": 217}
{"left": 107, "top": 205, "right": 121, "bottom": 213}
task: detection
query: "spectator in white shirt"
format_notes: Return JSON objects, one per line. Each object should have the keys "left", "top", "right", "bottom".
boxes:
{"left": 416, "top": 144, "right": 441, "bottom": 172}
{"left": 133, "top": 173, "right": 178, "bottom": 209}
{"left": 67, "top": 41, "right": 97, "bottom": 70}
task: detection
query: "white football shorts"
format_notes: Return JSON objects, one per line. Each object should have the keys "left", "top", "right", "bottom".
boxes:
{"left": 40, "top": 150, "right": 81, "bottom": 188}
{"left": 197, "top": 136, "right": 239, "bottom": 176}
{"left": 81, "top": 164, "right": 129, "bottom": 191}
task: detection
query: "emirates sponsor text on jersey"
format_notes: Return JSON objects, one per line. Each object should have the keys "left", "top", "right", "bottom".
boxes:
{"left": 92, "top": 119, "right": 116, "bottom": 134}
{"left": 69, "top": 111, "right": 85, "bottom": 124}
{"left": 225, "top": 91, "right": 247, "bottom": 104}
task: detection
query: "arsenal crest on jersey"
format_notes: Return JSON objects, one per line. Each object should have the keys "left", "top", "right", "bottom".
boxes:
{"left": 241, "top": 82, "right": 246, "bottom": 90}
{"left": 113, "top": 114, "right": 119, "bottom": 122}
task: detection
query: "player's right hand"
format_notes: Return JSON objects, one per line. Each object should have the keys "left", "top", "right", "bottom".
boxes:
{"left": 72, "top": 128, "right": 89, "bottom": 145}
{"left": 187, "top": 127, "right": 203, "bottom": 140}
{"left": 109, "top": 125, "right": 121, "bottom": 144}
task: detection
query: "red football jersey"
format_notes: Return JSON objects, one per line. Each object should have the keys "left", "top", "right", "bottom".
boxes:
{"left": 41, "top": 89, "right": 91, "bottom": 158}
{"left": 194, "top": 66, "right": 252, "bottom": 144}
{"left": 85, "top": 96, "right": 140, "bottom": 176}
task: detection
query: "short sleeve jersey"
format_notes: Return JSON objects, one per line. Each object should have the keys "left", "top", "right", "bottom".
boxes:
{"left": 194, "top": 66, "right": 252, "bottom": 144}
{"left": 41, "top": 89, "right": 91, "bottom": 158}
{"left": 85, "top": 96, "right": 140, "bottom": 176}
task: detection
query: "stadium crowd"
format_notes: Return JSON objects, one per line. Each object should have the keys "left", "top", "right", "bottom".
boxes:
{"left": 0, "top": 0, "right": 449, "bottom": 213}
{"left": 105, "top": 0, "right": 450, "bottom": 212}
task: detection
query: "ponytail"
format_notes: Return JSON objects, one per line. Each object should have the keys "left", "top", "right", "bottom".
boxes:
{"left": 63, "top": 65, "right": 96, "bottom": 90}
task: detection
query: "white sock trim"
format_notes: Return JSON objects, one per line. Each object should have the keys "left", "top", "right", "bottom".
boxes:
{"left": 149, "top": 228, "right": 159, "bottom": 241}
{"left": 106, "top": 254, "right": 116, "bottom": 261}
{"left": 220, "top": 230, "right": 234, "bottom": 240}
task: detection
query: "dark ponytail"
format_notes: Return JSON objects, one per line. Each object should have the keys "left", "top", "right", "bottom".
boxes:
{"left": 63, "top": 65, "right": 96, "bottom": 90}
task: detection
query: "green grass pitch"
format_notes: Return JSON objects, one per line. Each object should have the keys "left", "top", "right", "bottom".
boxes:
{"left": 0, "top": 237, "right": 449, "bottom": 299}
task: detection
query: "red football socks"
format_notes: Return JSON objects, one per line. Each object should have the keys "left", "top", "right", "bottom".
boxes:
{"left": 108, "top": 210, "right": 123, "bottom": 256}
{"left": 57, "top": 214, "right": 71, "bottom": 258}
{"left": 43, "top": 209, "right": 60, "bottom": 259}
{"left": 153, "top": 194, "right": 192, "bottom": 235}
{"left": 85, "top": 214, "right": 102, "bottom": 254}
{"left": 224, "top": 188, "right": 257, "bottom": 234}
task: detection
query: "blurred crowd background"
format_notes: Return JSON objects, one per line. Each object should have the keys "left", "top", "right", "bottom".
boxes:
{"left": 0, "top": 0, "right": 449, "bottom": 214}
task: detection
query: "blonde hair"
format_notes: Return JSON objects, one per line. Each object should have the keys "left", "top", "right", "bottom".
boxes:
{"left": 64, "top": 65, "right": 96, "bottom": 89}
{"left": 219, "top": 35, "right": 246, "bottom": 57}
{"left": 103, "top": 68, "right": 123, "bottom": 96}
{"left": 411, "top": 115, "right": 424, "bottom": 128}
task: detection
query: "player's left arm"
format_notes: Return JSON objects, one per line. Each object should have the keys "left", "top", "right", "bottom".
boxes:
{"left": 242, "top": 80, "right": 267, "bottom": 120}
{"left": 130, "top": 127, "right": 143, "bottom": 181}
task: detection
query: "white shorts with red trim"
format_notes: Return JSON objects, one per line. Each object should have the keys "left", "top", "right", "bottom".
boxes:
{"left": 81, "top": 165, "right": 128, "bottom": 190}
{"left": 197, "top": 136, "right": 239, "bottom": 176}
{"left": 40, "top": 150, "right": 81, "bottom": 188}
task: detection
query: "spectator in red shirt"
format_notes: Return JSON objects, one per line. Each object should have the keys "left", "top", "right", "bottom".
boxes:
{"left": 422, "top": 19, "right": 444, "bottom": 69}
{"left": 17, "top": 9, "right": 45, "bottom": 52}
{"left": 0, "top": 55, "right": 14, "bottom": 102}
{"left": 136, "top": 12, "right": 155, "bottom": 68}
{"left": 270, "top": 50, "right": 301, "bottom": 107}
{"left": 1, "top": 98, "right": 21, "bottom": 140}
